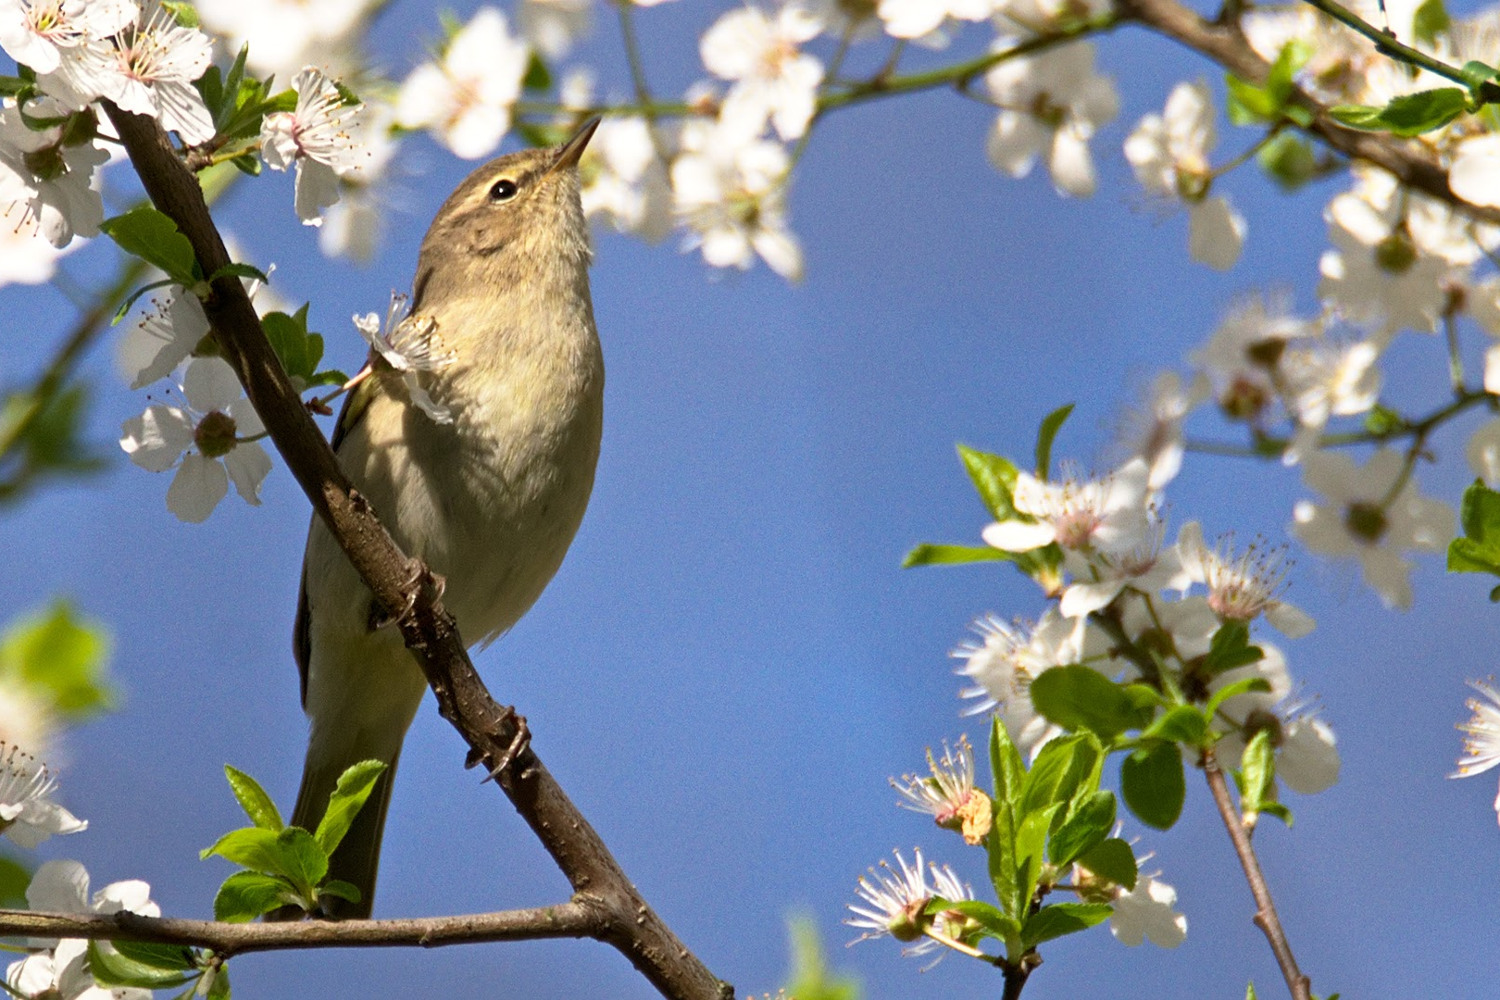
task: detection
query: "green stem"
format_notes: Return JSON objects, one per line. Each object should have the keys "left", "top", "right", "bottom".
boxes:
{"left": 1298, "top": 0, "right": 1481, "bottom": 90}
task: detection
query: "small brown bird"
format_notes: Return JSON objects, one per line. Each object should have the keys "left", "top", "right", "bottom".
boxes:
{"left": 286, "top": 119, "right": 603, "bottom": 918}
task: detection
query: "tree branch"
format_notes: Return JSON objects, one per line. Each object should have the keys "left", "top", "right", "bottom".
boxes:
{"left": 1202, "top": 749, "right": 1311, "bottom": 1000}
{"left": 99, "top": 102, "right": 731, "bottom": 1000}
{"left": 1118, "top": 0, "right": 1500, "bottom": 225}
{"left": 0, "top": 903, "right": 598, "bottom": 958}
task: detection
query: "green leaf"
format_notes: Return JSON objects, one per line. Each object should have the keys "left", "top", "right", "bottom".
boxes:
{"left": 933, "top": 898, "right": 1018, "bottom": 939}
{"left": 1461, "top": 59, "right": 1499, "bottom": 93}
{"left": 1120, "top": 741, "right": 1186, "bottom": 830}
{"left": 1048, "top": 790, "right": 1115, "bottom": 867}
{"left": 1014, "top": 803, "right": 1059, "bottom": 909}
{"left": 318, "top": 879, "right": 363, "bottom": 905}
{"left": 1030, "top": 665, "right": 1150, "bottom": 741}
{"left": 208, "top": 262, "right": 270, "bottom": 286}
{"left": 1020, "top": 733, "right": 1098, "bottom": 821}
{"left": 1021, "top": 902, "right": 1113, "bottom": 948}
{"left": 1331, "top": 88, "right": 1467, "bottom": 136}
{"left": 1449, "top": 537, "right": 1500, "bottom": 575}
{"left": 313, "top": 759, "right": 388, "bottom": 856}
{"left": 202, "top": 825, "right": 327, "bottom": 889}
{"left": 781, "top": 916, "right": 860, "bottom": 1000}
{"left": 1256, "top": 132, "right": 1317, "bottom": 191}
{"left": 224, "top": 765, "right": 283, "bottom": 831}
{"left": 110, "top": 940, "right": 197, "bottom": 973}
{"left": 1247, "top": 982, "right": 1259, "bottom": 1000}
{"left": 1226, "top": 75, "right": 1278, "bottom": 125}
{"left": 988, "top": 719, "right": 1024, "bottom": 917}
{"left": 213, "top": 870, "right": 295, "bottom": 922}
{"left": 0, "top": 854, "right": 30, "bottom": 907}
{"left": 0, "top": 600, "right": 112, "bottom": 717}
{"left": 87, "top": 940, "right": 194, "bottom": 990}
{"left": 274, "top": 826, "right": 329, "bottom": 889}
{"left": 1202, "top": 621, "right": 1265, "bottom": 676}
{"left": 1204, "top": 676, "right": 1272, "bottom": 719}
{"left": 1075, "top": 836, "right": 1137, "bottom": 890}
{"left": 901, "top": 543, "right": 1012, "bottom": 568}
{"left": 1450, "top": 481, "right": 1500, "bottom": 576}
{"left": 203, "top": 963, "right": 232, "bottom": 1000}
{"left": 261, "top": 309, "right": 316, "bottom": 381}
{"left": 201, "top": 827, "right": 285, "bottom": 869}
{"left": 1033, "top": 403, "right": 1074, "bottom": 480}
{"left": 99, "top": 207, "right": 199, "bottom": 283}
{"left": 1239, "top": 729, "right": 1277, "bottom": 827}
{"left": 1413, "top": 0, "right": 1450, "bottom": 45}
{"left": 1142, "top": 704, "right": 1207, "bottom": 745}
{"left": 1265, "top": 39, "right": 1312, "bottom": 106}
{"left": 957, "top": 444, "right": 1020, "bottom": 521}
{"left": 522, "top": 50, "right": 552, "bottom": 92}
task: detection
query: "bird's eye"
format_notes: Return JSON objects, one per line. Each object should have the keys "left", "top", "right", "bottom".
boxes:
{"left": 489, "top": 178, "right": 519, "bottom": 202}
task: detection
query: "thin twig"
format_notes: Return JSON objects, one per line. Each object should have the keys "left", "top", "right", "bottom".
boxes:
{"left": 1202, "top": 748, "right": 1311, "bottom": 1000}
{"left": 0, "top": 903, "right": 597, "bottom": 958}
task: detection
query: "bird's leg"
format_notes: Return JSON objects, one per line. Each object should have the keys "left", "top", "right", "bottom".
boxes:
{"left": 368, "top": 558, "right": 447, "bottom": 631}
{"left": 466, "top": 709, "right": 533, "bottom": 783}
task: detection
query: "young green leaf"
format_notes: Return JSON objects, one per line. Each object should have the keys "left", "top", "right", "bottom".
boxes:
{"left": 1048, "top": 790, "right": 1115, "bottom": 867}
{"left": 901, "top": 543, "right": 1013, "bottom": 568}
{"left": 930, "top": 897, "right": 1018, "bottom": 939}
{"left": 1202, "top": 620, "right": 1264, "bottom": 676}
{"left": 1021, "top": 902, "right": 1113, "bottom": 948}
{"left": 224, "top": 765, "right": 283, "bottom": 831}
{"left": 1238, "top": 729, "right": 1278, "bottom": 827}
{"left": 1034, "top": 403, "right": 1074, "bottom": 480}
{"left": 313, "top": 759, "right": 388, "bottom": 856}
{"left": 1075, "top": 836, "right": 1137, "bottom": 890}
{"left": 87, "top": 941, "right": 195, "bottom": 990}
{"left": 1142, "top": 704, "right": 1208, "bottom": 745}
{"left": 1020, "top": 733, "right": 1098, "bottom": 822}
{"left": 274, "top": 826, "right": 330, "bottom": 890}
{"left": 1204, "top": 676, "right": 1272, "bottom": 719}
{"left": 1120, "top": 741, "right": 1186, "bottom": 830}
{"left": 318, "top": 879, "right": 363, "bottom": 905}
{"left": 1331, "top": 88, "right": 1467, "bottom": 136}
{"left": 99, "top": 207, "right": 199, "bottom": 284}
{"left": 957, "top": 444, "right": 1020, "bottom": 521}
{"left": 213, "top": 870, "right": 295, "bottom": 922}
{"left": 1413, "top": 0, "right": 1450, "bottom": 44}
{"left": 1030, "top": 665, "right": 1150, "bottom": 741}
{"left": 0, "top": 600, "right": 112, "bottom": 718}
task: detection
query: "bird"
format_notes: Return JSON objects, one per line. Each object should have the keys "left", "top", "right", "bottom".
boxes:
{"left": 283, "top": 119, "right": 603, "bottom": 918}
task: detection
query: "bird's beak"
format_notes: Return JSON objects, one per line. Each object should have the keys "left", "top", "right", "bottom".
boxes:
{"left": 544, "top": 117, "right": 601, "bottom": 178}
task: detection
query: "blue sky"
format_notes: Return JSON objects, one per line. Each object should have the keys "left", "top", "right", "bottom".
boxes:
{"left": 3, "top": 2, "right": 1500, "bottom": 998}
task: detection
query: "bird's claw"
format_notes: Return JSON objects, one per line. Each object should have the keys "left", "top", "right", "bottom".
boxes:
{"left": 370, "top": 559, "right": 447, "bottom": 631}
{"left": 467, "top": 707, "right": 531, "bottom": 782}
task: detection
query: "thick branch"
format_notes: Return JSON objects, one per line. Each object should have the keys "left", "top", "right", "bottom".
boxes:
{"left": 1202, "top": 750, "right": 1311, "bottom": 1000}
{"left": 1118, "top": 0, "right": 1500, "bottom": 225}
{"left": 0, "top": 903, "right": 596, "bottom": 958}
{"left": 100, "top": 103, "right": 730, "bottom": 1000}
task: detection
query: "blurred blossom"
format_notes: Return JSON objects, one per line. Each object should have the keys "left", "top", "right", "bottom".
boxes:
{"left": 1453, "top": 680, "right": 1500, "bottom": 824}
{"left": 1318, "top": 185, "right": 1452, "bottom": 341}
{"left": 0, "top": 205, "right": 76, "bottom": 286}
{"left": 1109, "top": 874, "right": 1187, "bottom": 948}
{"left": 194, "top": 0, "right": 372, "bottom": 80}
{"left": 1279, "top": 337, "right": 1380, "bottom": 463}
{"left": 671, "top": 118, "right": 803, "bottom": 279}
{"left": 1291, "top": 449, "right": 1453, "bottom": 610}
{"left": 982, "top": 458, "right": 1151, "bottom": 555}
{"left": 0, "top": 97, "right": 108, "bottom": 248}
{"left": 118, "top": 264, "right": 275, "bottom": 389}
{"left": 1058, "top": 508, "right": 1181, "bottom": 618}
{"left": 846, "top": 848, "right": 974, "bottom": 959}
{"left": 1115, "top": 370, "right": 1208, "bottom": 490}
{"left": 42, "top": 1, "right": 214, "bottom": 144}
{"left": 582, "top": 116, "right": 673, "bottom": 242}
{"left": 984, "top": 41, "right": 1117, "bottom": 198}
{"left": 1192, "top": 292, "right": 1318, "bottom": 424}
{"left": 877, "top": 0, "right": 993, "bottom": 42}
{"left": 520, "top": 0, "right": 591, "bottom": 60}
{"left": 0, "top": 744, "right": 85, "bottom": 849}
{"left": 260, "top": 66, "right": 369, "bottom": 226}
{"left": 395, "top": 7, "right": 529, "bottom": 160}
{"left": 1123, "top": 79, "right": 1244, "bottom": 270}
{"left": 700, "top": 3, "right": 823, "bottom": 143}
{"left": 119, "top": 357, "right": 272, "bottom": 522}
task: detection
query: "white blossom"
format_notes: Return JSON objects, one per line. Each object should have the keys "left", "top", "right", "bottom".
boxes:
{"left": 0, "top": 0, "right": 136, "bottom": 75}
{"left": 353, "top": 291, "right": 455, "bottom": 423}
{"left": 1454, "top": 680, "right": 1500, "bottom": 824}
{"left": 700, "top": 4, "right": 823, "bottom": 142}
{"left": 876, "top": 0, "right": 994, "bottom": 42}
{"left": 1318, "top": 187, "right": 1452, "bottom": 340}
{"left": 119, "top": 357, "right": 272, "bottom": 522}
{"left": 1291, "top": 449, "right": 1453, "bottom": 609}
{"left": 671, "top": 118, "right": 803, "bottom": 280}
{"left": 1109, "top": 874, "right": 1187, "bottom": 948}
{"left": 985, "top": 42, "right": 1117, "bottom": 198}
{"left": 1123, "top": 80, "right": 1244, "bottom": 269}
{"left": 260, "top": 66, "right": 369, "bottom": 226}
{"left": 194, "top": 0, "right": 372, "bottom": 80}
{"left": 1174, "top": 522, "right": 1314, "bottom": 637}
{"left": 520, "top": 0, "right": 591, "bottom": 59}
{"left": 395, "top": 7, "right": 529, "bottom": 160}
{"left": 0, "top": 97, "right": 108, "bottom": 247}
{"left": 982, "top": 458, "right": 1151, "bottom": 555}
{"left": 581, "top": 116, "right": 672, "bottom": 241}
{"left": 0, "top": 744, "right": 85, "bottom": 849}
{"left": 846, "top": 848, "right": 974, "bottom": 959}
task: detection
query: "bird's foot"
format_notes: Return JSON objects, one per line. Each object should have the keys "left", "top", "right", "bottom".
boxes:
{"left": 369, "top": 559, "right": 447, "bottom": 631}
{"left": 466, "top": 707, "right": 532, "bottom": 782}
